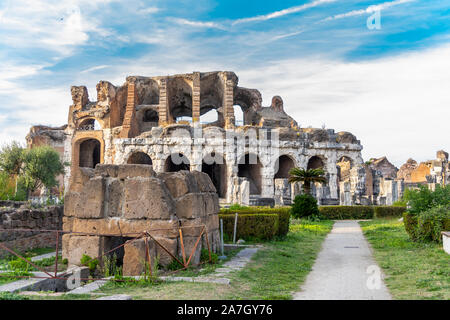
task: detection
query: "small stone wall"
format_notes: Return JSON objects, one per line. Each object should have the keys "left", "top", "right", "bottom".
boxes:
{"left": 0, "top": 204, "right": 63, "bottom": 257}
{"left": 63, "top": 165, "right": 220, "bottom": 276}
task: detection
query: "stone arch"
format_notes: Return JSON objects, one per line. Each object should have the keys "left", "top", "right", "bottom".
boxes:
{"left": 238, "top": 153, "right": 263, "bottom": 195}
{"left": 168, "top": 77, "right": 193, "bottom": 123}
{"left": 307, "top": 155, "right": 326, "bottom": 171}
{"left": 127, "top": 152, "right": 153, "bottom": 165}
{"left": 274, "top": 154, "right": 296, "bottom": 179}
{"left": 79, "top": 139, "right": 101, "bottom": 168}
{"left": 164, "top": 153, "right": 190, "bottom": 172}
{"left": 78, "top": 117, "right": 103, "bottom": 131}
{"left": 200, "top": 72, "right": 224, "bottom": 126}
{"left": 202, "top": 153, "right": 227, "bottom": 199}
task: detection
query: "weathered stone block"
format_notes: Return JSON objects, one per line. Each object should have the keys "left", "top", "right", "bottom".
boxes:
{"left": 176, "top": 193, "right": 206, "bottom": 219}
{"left": 117, "top": 164, "right": 156, "bottom": 180}
{"left": 80, "top": 177, "right": 105, "bottom": 218}
{"left": 153, "top": 237, "right": 178, "bottom": 266}
{"left": 106, "top": 179, "right": 123, "bottom": 217}
{"left": 124, "top": 177, "right": 175, "bottom": 220}
{"left": 64, "top": 235, "right": 102, "bottom": 266}
{"left": 123, "top": 238, "right": 156, "bottom": 276}
{"left": 191, "top": 171, "right": 216, "bottom": 193}
{"left": 179, "top": 236, "right": 202, "bottom": 266}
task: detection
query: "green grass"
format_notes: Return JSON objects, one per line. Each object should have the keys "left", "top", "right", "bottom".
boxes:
{"left": 92, "top": 219, "right": 333, "bottom": 300}
{"left": 360, "top": 218, "right": 450, "bottom": 300}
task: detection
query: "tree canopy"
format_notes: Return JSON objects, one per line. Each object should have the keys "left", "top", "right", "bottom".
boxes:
{"left": 288, "top": 167, "right": 327, "bottom": 195}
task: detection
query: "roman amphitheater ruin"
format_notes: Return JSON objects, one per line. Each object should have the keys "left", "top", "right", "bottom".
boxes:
{"left": 26, "top": 71, "right": 449, "bottom": 207}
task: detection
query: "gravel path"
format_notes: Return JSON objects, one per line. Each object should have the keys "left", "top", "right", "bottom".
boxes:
{"left": 293, "top": 220, "right": 391, "bottom": 300}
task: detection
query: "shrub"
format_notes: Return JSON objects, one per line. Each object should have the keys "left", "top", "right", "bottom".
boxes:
{"left": 291, "top": 194, "right": 319, "bottom": 219}
{"left": 373, "top": 206, "right": 406, "bottom": 218}
{"left": 416, "top": 206, "right": 450, "bottom": 243}
{"left": 218, "top": 213, "right": 279, "bottom": 240}
{"left": 403, "top": 185, "right": 450, "bottom": 214}
{"left": 200, "top": 249, "right": 219, "bottom": 264}
{"left": 403, "top": 211, "right": 418, "bottom": 241}
{"left": 80, "top": 254, "right": 99, "bottom": 275}
{"left": 319, "top": 206, "right": 374, "bottom": 219}
{"left": 220, "top": 207, "right": 290, "bottom": 237}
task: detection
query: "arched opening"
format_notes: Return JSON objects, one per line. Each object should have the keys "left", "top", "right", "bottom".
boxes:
{"left": 233, "top": 105, "right": 244, "bottom": 126}
{"left": 200, "top": 109, "right": 219, "bottom": 124}
{"left": 143, "top": 109, "right": 159, "bottom": 123}
{"left": 164, "top": 153, "right": 190, "bottom": 172}
{"left": 127, "top": 152, "right": 152, "bottom": 165}
{"left": 79, "top": 139, "right": 101, "bottom": 168}
{"left": 275, "top": 155, "right": 295, "bottom": 179}
{"left": 307, "top": 156, "right": 325, "bottom": 170}
{"left": 336, "top": 156, "right": 352, "bottom": 182}
{"left": 168, "top": 77, "right": 193, "bottom": 124}
{"left": 238, "top": 153, "right": 262, "bottom": 195}
{"left": 79, "top": 118, "right": 101, "bottom": 131}
{"left": 202, "top": 153, "right": 227, "bottom": 199}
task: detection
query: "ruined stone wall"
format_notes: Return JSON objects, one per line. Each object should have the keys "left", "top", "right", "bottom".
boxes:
{"left": 0, "top": 204, "right": 63, "bottom": 257}
{"left": 62, "top": 165, "right": 220, "bottom": 276}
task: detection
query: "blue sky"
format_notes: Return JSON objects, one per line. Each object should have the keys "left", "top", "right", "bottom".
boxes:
{"left": 0, "top": 0, "right": 449, "bottom": 166}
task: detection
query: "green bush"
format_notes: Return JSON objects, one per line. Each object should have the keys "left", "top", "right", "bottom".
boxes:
{"left": 414, "top": 206, "right": 449, "bottom": 243}
{"left": 403, "top": 211, "right": 418, "bottom": 241}
{"left": 403, "top": 185, "right": 450, "bottom": 214}
{"left": 200, "top": 249, "right": 219, "bottom": 264}
{"left": 291, "top": 194, "right": 319, "bottom": 219}
{"left": 373, "top": 206, "right": 406, "bottom": 218}
{"left": 218, "top": 213, "right": 279, "bottom": 240}
{"left": 220, "top": 207, "right": 290, "bottom": 237}
{"left": 319, "top": 206, "right": 374, "bottom": 219}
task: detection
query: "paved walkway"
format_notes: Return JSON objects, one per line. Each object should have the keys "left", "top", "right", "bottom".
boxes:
{"left": 293, "top": 220, "right": 391, "bottom": 300}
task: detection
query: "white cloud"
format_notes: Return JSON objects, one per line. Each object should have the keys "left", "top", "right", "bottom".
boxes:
{"left": 0, "top": 0, "right": 116, "bottom": 55}
{"left": 322, "top": 0, "right": 415, "bottom": 21}
{"left": 80, "top": 65, "right": 110, "bottom": 74}
{"left": 232, "top": 0, "right": 336, "bottom": 25}
{"left": 170, "top": 18, "right": 224, "bottom": 29}
{"left": 236, "top": 44, "right": 450, "bottom": 166}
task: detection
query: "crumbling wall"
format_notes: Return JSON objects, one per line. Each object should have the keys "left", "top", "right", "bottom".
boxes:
{"left": 0, "top": 204, "right": 63, "bottom": 257}
{"left": 62, "top": 165, "right": 220, "bottom": 276}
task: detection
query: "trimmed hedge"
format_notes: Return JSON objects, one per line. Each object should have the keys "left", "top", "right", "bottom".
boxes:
{"left": 218, "top": 213, "right": 279, "bottom": 240}
{"left": 318, "top": 206, "right": 374, "bottom": 219}
{"left": 318, "top": 206, "right": 407, "bottom": 220}
{"left": 220, "top": 207, "right": 290, "bottom": 237}
{"left": 373, "top": 206, "right": 406, "bottom": 218}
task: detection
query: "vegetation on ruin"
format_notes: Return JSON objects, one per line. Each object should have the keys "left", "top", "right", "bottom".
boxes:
{"left": 0, "top": 141, "right": 66, "bottom": 200}
{"left": 360, "top": 218, "right": 450, "bottom": 300}
{"left": 85, "top": 219, "right": 333, "bottom": 300}
{"left": 288, "top": 167, "right": 327, "bottom": 195}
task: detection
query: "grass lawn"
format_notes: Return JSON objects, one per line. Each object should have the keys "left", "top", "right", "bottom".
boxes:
{"left": 2, "top": 219, "right": 333, "bottom": 300}
{"left": 91, "top": 219, "right": 333, "bottom": 300}
{"left": 360, "top": 218, "right": 450, "bottom": 300}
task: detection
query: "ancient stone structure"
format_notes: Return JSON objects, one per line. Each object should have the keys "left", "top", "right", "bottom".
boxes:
{"left": 0, "top": 203, "right": 63, "bottom": 257}
{"left": 34, "top": 71, "right": 366, "bottom": 206}
{"left": 62, "top": 164, "right": 220, "bottom": 276}
{"left": 25, "top": 71, "right": 448, "bottom": 207}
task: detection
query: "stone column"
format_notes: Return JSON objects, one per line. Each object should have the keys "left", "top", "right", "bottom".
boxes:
{"left": 223, "top": 73, "right": 235, "bottom": 129}
{"left": 158, "top": 77, "right": 170, "bottom": 126}
{"left": 192, "top": 72, "right": 201, "bottom": 123}
{"left": 119, "top": 80, "right": 138, "bottom": 138}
